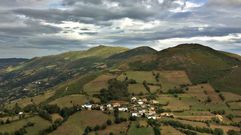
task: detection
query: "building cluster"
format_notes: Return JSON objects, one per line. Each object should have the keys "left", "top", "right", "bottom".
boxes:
{"left": 81, "top": 96, "right": 174, "bottom": 120}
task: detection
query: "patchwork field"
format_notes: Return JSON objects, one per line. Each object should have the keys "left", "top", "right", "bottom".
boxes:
{"left": 0, "top": 116, "right": 51, "bottom": 135}
{"left": 148, "top": 85, "right": 161, "bottom": 93}
{"left": 210, "top": 124, "right": 240, "bottom": 134}
{"left": 50, "top": 110, "right": 114, "bottom": 135}
{"left": 84, "top": 74, "right": 115, "bottom": 95}
{"left": 49, "top": 94, "right": 100, "bottom": 108}
{"left": 127, "top": 122, "right": 154, "bottom": 135}
{"left": 6, "top": 90, "right": 55, "bottom": 108}
{"left": 92, "top": 122, "right": 129, "bottom": 135}
{"left": 157, "top": 95, "right": 190, "bottom": 111}
{"left": 221, "top": 92, "right": 241, "bottom": 102}
{"left": 228, "top": 101, "right": 241, "bottom": 110}
{"left": 156, "top": 71, "right": 191, "bottom": 91}
{"left": 186, "top": 84, "right": 221, "bottom": 103}
{"left": 117, "top": 71, "right": 157, "bottom": 83}
{"left": 161, "top": 126, "right": 185, "bottom": 135}
{"left": 128, "top": 84, "right": 149, "bottom": 95}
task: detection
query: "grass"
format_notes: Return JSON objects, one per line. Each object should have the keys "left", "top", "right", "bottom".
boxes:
{"left": 6, "top": 90, "right": 55, "bottom": 109}
{"left": 157, "top": 95, "right": 190, "bottom": 111}
{"left": 128, "top": 84, "right": 149, "bottom": 95}
{"left": 49, "top": 94, "right": 100, "bottom": 108}
{"left": 210, "top": 124, "right": 240, "bottom": 134}
{"left": 228, "top": 102, "right": 241, "bottom": 110}
{"left": 51, "top": 113, "right": 63, "bottom": 122}
{"left": 50, "top": 110, "right": 114, "bottom": 135}
{"left": 92, "top": 122, "right": 129, "bottom": 135}
{"left": 161, "top": 126, "right": 185, "bottom": 135}
{"left": 156, "top": 71, "right": 191, "bottom": 91}
{"left": 0, "top": 116, "right": 51, "bottom": 135}
{"left": 186, "top": 84, "right": 221, "bottom": 103}
{"left": 47, "top": 73, "right": 100, "bottom": 103}
{"left": 84, "top": 74, "right": 115, "bottom": 95}
{"left": 176, "top": 119, "right": 208, "bottom": 128}
{"left": 221, "top": 92, "right": 241, "bottom": 102}
{"left": 148, "top": 85, "right": 161, "bottom": 93}
{"left": 128, "top": 122, "right": 154, "bottom": 135}
{"left": 117, "top": 71, "right": 156, "bottom": 83}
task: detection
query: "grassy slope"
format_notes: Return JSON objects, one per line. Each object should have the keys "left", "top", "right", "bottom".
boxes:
{"left": 50, "top": 110, "right": 114, "bottom": 135}
{"left": 0, "top": 116, "right": 51, "bottom": 135}
{"left": 124, "top": 44, "right": 241, "bottom": 94}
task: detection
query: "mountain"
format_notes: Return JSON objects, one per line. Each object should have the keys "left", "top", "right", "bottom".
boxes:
{"left": 0, "top": 44, "right": 241, "bottom": 102}
{"left": 0, "top": 46, "right": 128, "bottom": 101}
{"left": 108, "top": 46, "right": 157, "bottom": 60}
{"left": 1, "top": 44, "right": 241, "bottom": 135}
{"left": 124, "top": 44, "right": 241, "bottom": 94}
{"left": 0, "top": 58, "right": 28, "bottom": 69}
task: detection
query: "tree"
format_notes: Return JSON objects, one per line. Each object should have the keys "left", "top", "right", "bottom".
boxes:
{"left": 99, "top": 79, "right": 129, "bottom": 103}
{"left": 227, "top": 130, "right": 240, "bottom": 135}
{"left": 226, "top": 114, "right": 234, "bottom": 120}
{"left": 214, "top": 128, "right": 224, "bottom": 135}
{"left": 84, "top": 126, "right": 92, "bottom": 134}
{"left": 106, "top": 119, "right": 112, "bottom": 125}
{"left": 94, "top": 125, "right": 100, "bottom": 131}
{"left": 153, "top": 126, "right": 161, "bottom": 135}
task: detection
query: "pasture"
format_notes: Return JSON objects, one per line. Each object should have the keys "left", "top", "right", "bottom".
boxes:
{"left": 6, "top": 90, "right": 55, "bottom": 109}
{"left": 0, "top": 116, "right": 51, "bottom": 135}
{"left": 128, "top": 84, "right": 149, "bottom": 95}
{"left": 50, "top": 110, "right": 114, "bottom": 135}
{"left": 161, "top": 126, "right": 185, "bottom": 135}
{"left": 127, "top": 122, "right": 154, "bottom": 135}
{"left": 49, "top": 94, "right": 100, "bottom": 108}
{"left": 84, "top": 74, "right": 115, "bottom": 95}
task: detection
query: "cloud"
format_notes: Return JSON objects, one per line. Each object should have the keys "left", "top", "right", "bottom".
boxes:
{"left": 0, "top": 0, "right": 241, "bottom": 58}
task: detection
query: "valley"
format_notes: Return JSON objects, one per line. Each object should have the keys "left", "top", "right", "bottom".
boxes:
{"left": 0, "top": 44, "right": 240, "bottom": 135}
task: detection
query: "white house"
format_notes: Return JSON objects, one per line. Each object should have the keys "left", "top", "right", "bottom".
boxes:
{"left": 147, "top": 116, "right": 156, "bottom": 120}
{"left": 82, "top": 104, "right": 92, "bottom": 110}
{"left": 100, "top": 105, "right": 105, "bottom": 111}
{"left": 118, "top": 107, "right": 128, "bottom": 112}
{"left": 107, "top": 104, "right": 112, "bottom": 108}
{"left": 131, "top": 113, "right": 139, "bottom": 117}
{"left": 137, "top": 99, "right": 144, "bottom": 105}
{"left": 131, "top": 97, "right": 137, "bottom": 102}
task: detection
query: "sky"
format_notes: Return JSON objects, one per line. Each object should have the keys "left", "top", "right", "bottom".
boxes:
{"left": 0, "top": 0, "right": 241, "bottom": 58}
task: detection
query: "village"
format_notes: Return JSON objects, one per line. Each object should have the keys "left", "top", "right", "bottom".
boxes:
{"left": 81, "top": 96, "right": 175, "bottom": 120}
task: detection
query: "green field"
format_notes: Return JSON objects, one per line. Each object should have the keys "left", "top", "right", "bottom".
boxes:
{"left": 6, "top": 90, "right": 55, "bottom": 109}
{"left": 92, "top": 122, "right": 129, "bottom": 135}
{"left": 118, "top": 71, "right": 157, "bottom": 83}
{"left": 128, "top": 84, "right": 149, "bottom": 94}
{"left": 161, "top": 126, "right": 185, "bottom": 135}
{"left": 49, "top": 94, "right": 100, "bottom": 108}
{"left": 84, "top": 74, "right": 115, "bottom": 95}
{"left": 50, "top": 110, "right": 114, "bottom": 135}
{"left": 128, "top": 122, "right": 154, "bottom": 135}
{"left": 0, "top": 116, "right": 51, "bottom": 135}
{"left": 157, "top": 71, "right": 191, "bottom": 91}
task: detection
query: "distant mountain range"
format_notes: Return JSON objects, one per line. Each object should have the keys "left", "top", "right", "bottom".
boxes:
{"left": 0, "top": 44, "right": 240, "bottom": 102}
{"left": 0, "top": 58, "right": 28, "bottom": 68}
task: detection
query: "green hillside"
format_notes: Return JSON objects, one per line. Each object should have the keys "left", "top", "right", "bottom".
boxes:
{"left": 0, "top": 46, "right": 128, "bottom": 101}
{"left": 108, "top": 46, "right": 157, "bottom": 60}
{"left": 126, "top": 44, "right": 241, "bottom": 94}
